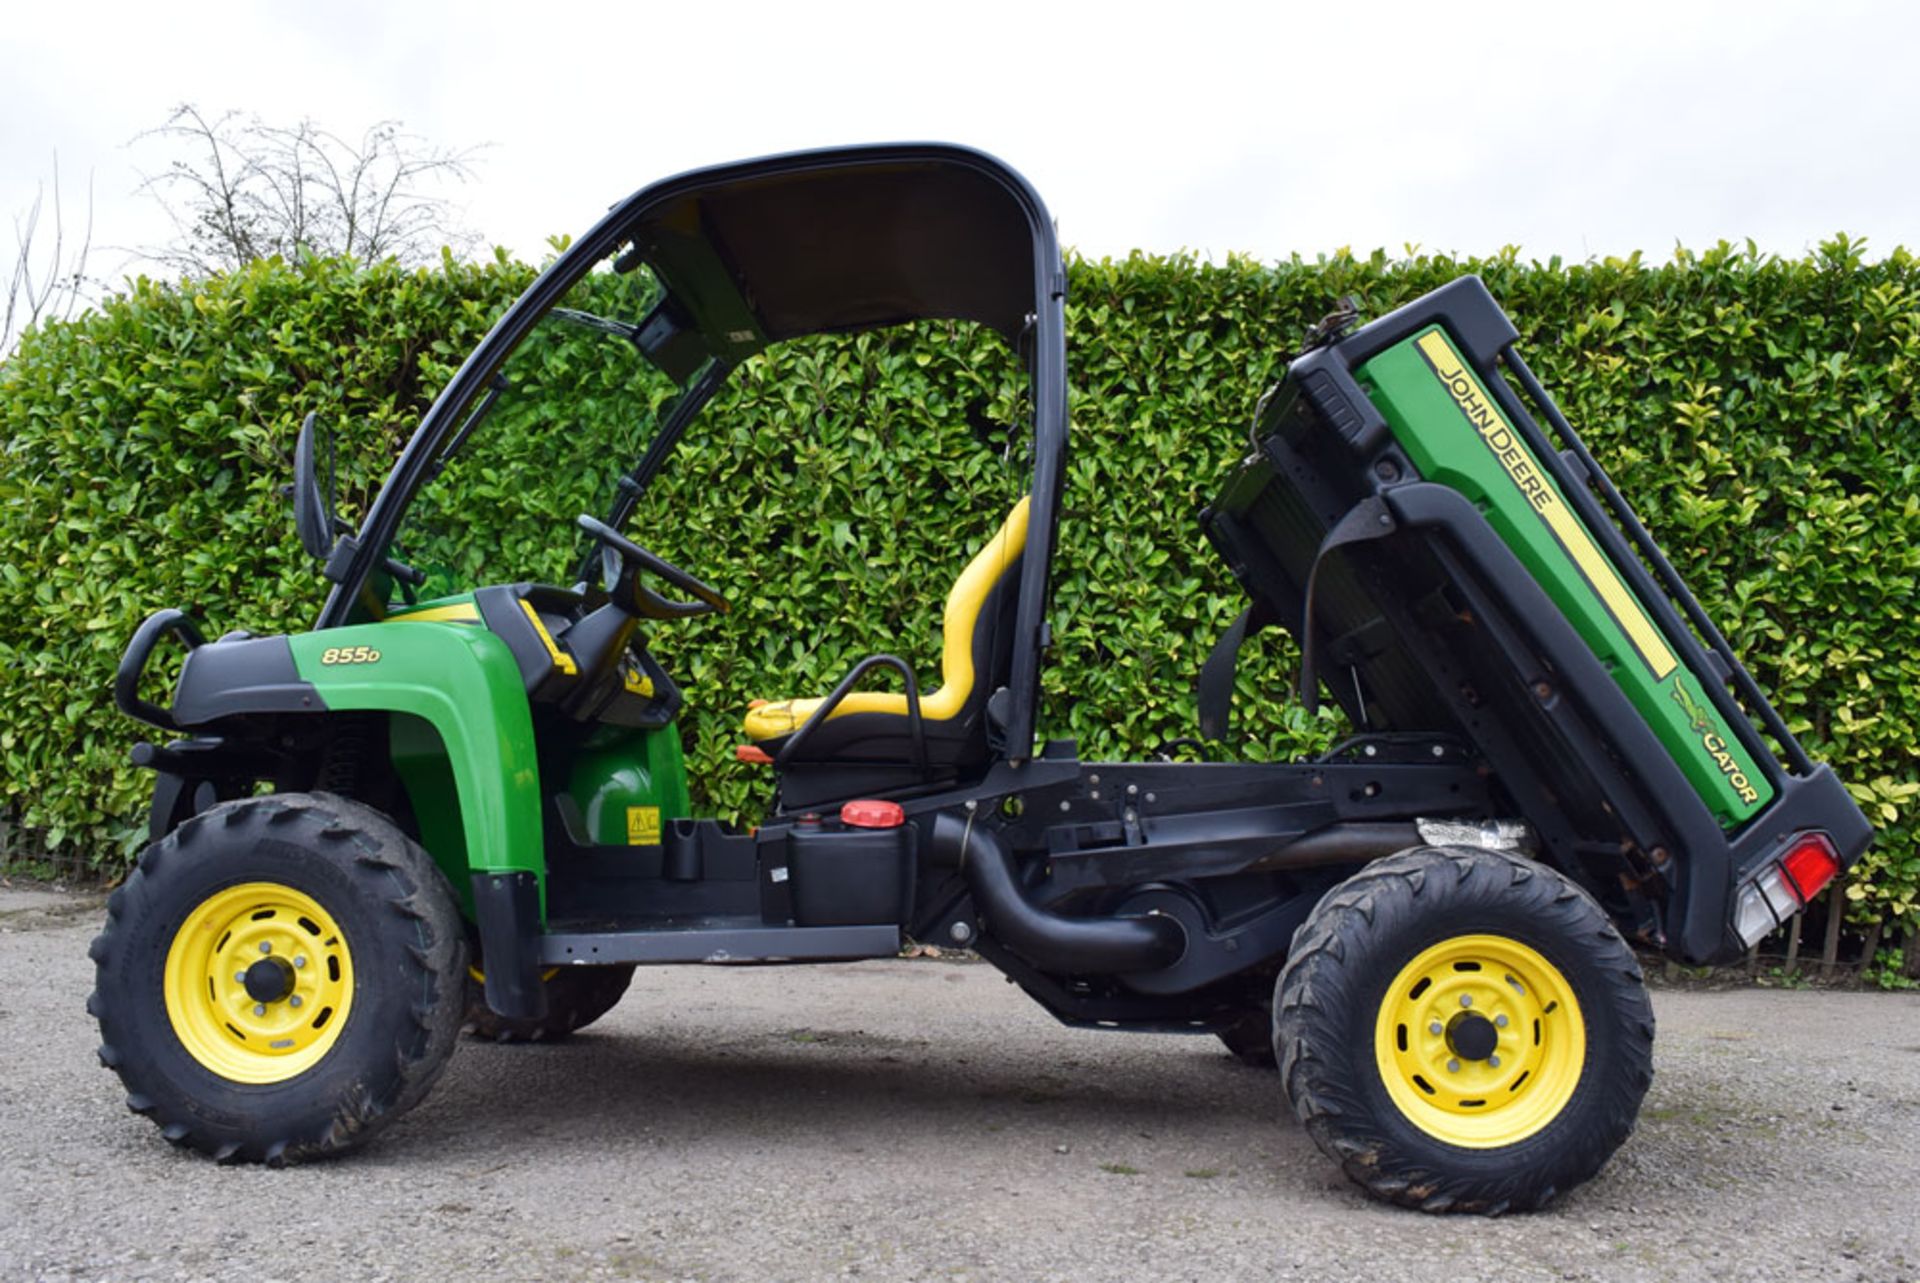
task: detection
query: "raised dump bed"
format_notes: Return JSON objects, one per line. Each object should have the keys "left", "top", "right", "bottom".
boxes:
{"left": 1202, "top": 276, "right": 1870, "bottom": 965}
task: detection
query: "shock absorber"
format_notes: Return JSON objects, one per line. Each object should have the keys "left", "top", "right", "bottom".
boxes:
{"left": 316, "top": 712, "right": 382, "bottom": 798}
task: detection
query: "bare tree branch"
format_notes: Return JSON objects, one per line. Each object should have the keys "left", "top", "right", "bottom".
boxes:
{"left": 133, "top": 104, "right": 483, "bottom": 277}
{"left": 4, "top": 155, "right": 95, "bottom": 357}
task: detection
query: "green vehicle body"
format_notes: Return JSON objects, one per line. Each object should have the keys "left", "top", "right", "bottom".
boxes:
{"left": 1356, "top": 327, "right": 1771, "bottom": 828}
{"left": 95, "top": 143, "right": 1875, "bottom": 1207}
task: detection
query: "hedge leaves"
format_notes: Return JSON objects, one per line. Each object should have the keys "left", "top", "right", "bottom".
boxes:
{"left": 2, "top": 241, "right": 1914, "bottom": 943}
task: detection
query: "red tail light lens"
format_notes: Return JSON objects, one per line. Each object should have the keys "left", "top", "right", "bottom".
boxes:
{"left": 1779, "top": 834, "right": 1840, "bottom": 903}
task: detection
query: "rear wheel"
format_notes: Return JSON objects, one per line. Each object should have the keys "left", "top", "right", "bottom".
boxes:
{"left": 1275, "top": 845, "right": 1654, "bottom": 1213}
{"left": 463, "top": 964, "right": 635, "bottom": 1042}
{"left": 87, "top": 793, "right": 466, "bottom": 1164}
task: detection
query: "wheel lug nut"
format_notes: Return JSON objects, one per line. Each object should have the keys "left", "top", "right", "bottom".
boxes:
{"left": 253, "top": 1004, "right": 267, "bottom": 1017}
{"left": 1488, "top": 1053, "right": 1501, "bottom": 1068}
{"left": 1428, "top": 1021, "right": 1443, "bottom": 1036}
{"left": 1459, "top": 994, "right": 1472, "bottom": 1008}
{"left": 290, "top": 995, "right": 303, "bottom": 1009}
{"left": 1495, "top": 1014, "right": 1508, "bottom": 1028}
{"left": 259, "top": 942, "right": 272, "bottom": 955}
{"left": 1446, "top": 1058, "right": 1461, "bottom": 1073}
{"left": 234, "top": 972, "right": 248, "bottom": 984}
{"left": 295, "top": 956, "right": 307, "bottom": 969}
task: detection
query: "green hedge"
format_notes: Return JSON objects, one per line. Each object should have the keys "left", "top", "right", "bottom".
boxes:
{"left": 2, "top": 240, "right": 1916, "bottom": 954}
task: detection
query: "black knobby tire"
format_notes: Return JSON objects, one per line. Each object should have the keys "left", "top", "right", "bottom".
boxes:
{"left": 1274, "top": 845, "right": 1655, "bottom": 1214}
{"left": 87, "top": 792, "right": 467, "bottom": 1164}
{"left": 1216, "top": 1007, "right": 1278, "bottom": 1068}
{"left": 462, "top": 964, "right": 635, "bottom": 1043}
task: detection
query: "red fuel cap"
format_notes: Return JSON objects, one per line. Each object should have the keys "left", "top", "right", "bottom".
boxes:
{"left": 840, "top": 799, "right": 906, "bottom": 829}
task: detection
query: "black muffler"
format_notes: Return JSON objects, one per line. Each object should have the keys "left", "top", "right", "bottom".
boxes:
{"left": 930, "top": 812, "right": 1186, "bottom": 975}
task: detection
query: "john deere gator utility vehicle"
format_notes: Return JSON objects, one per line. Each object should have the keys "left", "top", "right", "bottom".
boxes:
{"left": 92, "top": 144, "right": 1869, "bottom": 1211}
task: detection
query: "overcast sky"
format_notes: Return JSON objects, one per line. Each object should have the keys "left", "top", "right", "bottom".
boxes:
{"left": 6, "top": 0, "right": 1920, "bottom": 288}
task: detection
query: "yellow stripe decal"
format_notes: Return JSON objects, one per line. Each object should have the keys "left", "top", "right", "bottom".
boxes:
{"left": 1414, "top": 331, "right": 1678, "bottom": 680}
{"left": 519, "top": 600, "right": 579, "bottom": 676}
{"left": 387, "top": 602, "right": 481, "bottom": 624}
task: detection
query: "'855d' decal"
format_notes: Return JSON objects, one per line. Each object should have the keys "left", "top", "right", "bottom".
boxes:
{"left": 319, "top": 645, "right": 382, "bottom": 665}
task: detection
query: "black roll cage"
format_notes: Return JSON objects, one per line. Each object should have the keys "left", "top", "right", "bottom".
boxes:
{"left": 318, "top": 143, "right": 1069, "bottom": 762}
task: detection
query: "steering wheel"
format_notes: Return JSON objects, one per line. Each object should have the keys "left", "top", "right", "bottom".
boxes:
{"left": 576, "top": 514, "right": 730, "bottom": 619}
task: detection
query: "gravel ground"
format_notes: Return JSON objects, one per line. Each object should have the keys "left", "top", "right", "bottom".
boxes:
{"left": 3, "top": 882, "right": 1918, "bottom": 1283}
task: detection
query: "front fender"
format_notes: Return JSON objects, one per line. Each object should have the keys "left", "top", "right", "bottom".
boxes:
{"left": 286, "top": 622, "right": 543, "bottom": 887}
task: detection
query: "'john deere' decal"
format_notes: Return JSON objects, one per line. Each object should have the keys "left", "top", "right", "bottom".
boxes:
{"left": 1413, "top": 331, "right": 1678, "bottom": 682}
{"left": 1356, "top": 322, "right": 1774, "bottom": 825}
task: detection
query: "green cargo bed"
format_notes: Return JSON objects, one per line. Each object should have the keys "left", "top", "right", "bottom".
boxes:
{"left": 1201, "top": 276, "right": 1869, "bottom": 963}
{"left": 1358, "top": 324, "right": 1767, "bottom": 827}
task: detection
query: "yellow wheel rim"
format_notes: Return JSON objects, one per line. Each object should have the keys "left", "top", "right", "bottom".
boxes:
{"left": 1373, "top": 933, "right": 1586, "bottom": 1148}
{"left": 163, "top": 882, "right": 355, "bottom": 1084}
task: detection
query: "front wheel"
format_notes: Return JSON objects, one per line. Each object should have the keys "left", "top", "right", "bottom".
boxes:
{"left": 1275, "top": 845, "right": 1654, "bottom": 1214}
{"left": 88, "top": 793, "right": 467, "bottom": 1164}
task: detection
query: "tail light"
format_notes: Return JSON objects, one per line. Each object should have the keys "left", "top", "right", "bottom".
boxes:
{"left": 1731, "top": 832, "right": 1841, "bottom": 949}
{"left": 1780, "top": 834, "right": 1841, "bottom": 902}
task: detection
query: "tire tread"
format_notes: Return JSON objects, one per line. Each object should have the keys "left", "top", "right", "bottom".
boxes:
{"left": 1274, "top": 845, "right": 1654, "bottom": 1214}
{"left": 87, "top": 791, "right": 466, "bottom": 1164}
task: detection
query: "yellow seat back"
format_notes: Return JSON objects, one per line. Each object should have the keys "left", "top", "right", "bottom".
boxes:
{"left": 742, "top": 495, "right": 1030, "bottom": 739}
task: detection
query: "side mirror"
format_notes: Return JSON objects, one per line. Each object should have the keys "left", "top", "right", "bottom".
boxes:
{"left": 292, "top": 411, "right": 337, "bottom": 560}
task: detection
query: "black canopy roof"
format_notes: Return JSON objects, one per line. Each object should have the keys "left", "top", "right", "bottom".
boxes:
{"left": 631, "top": 155, "right": 1038, "bottom": 344}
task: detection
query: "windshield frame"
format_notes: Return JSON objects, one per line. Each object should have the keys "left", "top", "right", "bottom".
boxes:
{"left": 315, "top": 142, "right": 1066, "bottom": 760}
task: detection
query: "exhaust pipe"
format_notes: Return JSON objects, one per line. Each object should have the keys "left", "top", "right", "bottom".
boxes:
{"left": 930, "top": 812, "right": 1186, "bottom": 975}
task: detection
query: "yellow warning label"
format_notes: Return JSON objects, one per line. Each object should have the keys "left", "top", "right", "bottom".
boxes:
{"left": 1414, "top": 330, "right": 1678, "bottom": 681}
{"left": 626, "top": 806, "right": 661, "bottom": 846}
